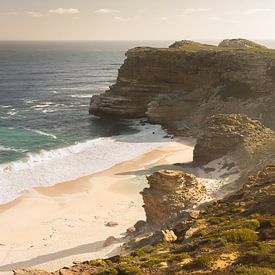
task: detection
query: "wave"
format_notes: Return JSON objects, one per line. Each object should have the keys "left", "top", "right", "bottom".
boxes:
{"left": 0, "top": 145, "right": 25, "bottom": 153}
{"left": 69, "top": 94, "right": 93, "bottom": 98}
{"left": 0, "top": 123, "right": 172, "bottom": 204}
{"left": 31, "top": 130, "right": 57, "bottom": 139}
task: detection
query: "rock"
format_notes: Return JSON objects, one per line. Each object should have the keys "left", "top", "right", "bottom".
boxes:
{"left": 103, "top": 236, "right": 118, "bottom": 247}
{"left": 126, "top": 226, "right": 136, "bottom": 235}
{"left": 218, "top": 38, "right": 266, "bottom": 49}
{"left": 89, "top": 39, "right": 275, "bottom": 134}
{"left": 184, "top": 221, "right": 206, "bottom": 239}
{"left": 193, "top": 114, "right": 275, "bottom": 165}
{"left": 161, "top": 229, "right": 177, "bottom": 242}
{"left": 105, "top": 221, "right": 119, "bottom": 227}
{"left": 134, "top": 220, "right": 147, "bottom": 234}
{"left": 188, "top": 210, "right": 200, "bottom": 219}
{"left": 59, "top": 268, "right": 75, "bottom": 275}
{"left": 141, "top": 170, "right": 211, "bottom": 230}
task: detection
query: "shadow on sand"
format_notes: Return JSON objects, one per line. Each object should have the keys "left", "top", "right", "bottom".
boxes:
{"left": 0, "top": 238, "right": 123, "bottom": 272}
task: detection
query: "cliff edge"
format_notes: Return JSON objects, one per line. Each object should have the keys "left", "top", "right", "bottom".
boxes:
{"left": 90, "top": 39, "right": 275, "bottom": 134}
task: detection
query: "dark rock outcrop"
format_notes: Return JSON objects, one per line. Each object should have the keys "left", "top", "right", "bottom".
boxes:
{"left": 193, "top": 114, "right": 275, "bottom": 165}
{"left": 141, "top": 170, "right": 210, "bottom": 230}
{"left": 90, "top": 39, "right": 275, "bottom": 134}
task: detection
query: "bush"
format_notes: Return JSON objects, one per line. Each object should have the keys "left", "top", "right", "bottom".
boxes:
{"left": 194, "top": 255, "right": 212, "bottom": 268}
{"left": 207, "top": 217, "right": 225, "bottom": 224}
{"left": 99, "top": 268, "right": 118, "bottom": 275}
{"left": 130, "top": 249, "right": 146, "bottom": 257}
{"left": 167, "top": 253, "right": 189, "bottom": 263}
{"left": 117, "top": 263, "right": 143, "bottom": 275}
{"left": 90, "top": 259, "right": 107, "bottom": 267}
{"left": 222, "top": 229, "right": 257, "bottom": 243}
{"left": 232, "top": 264, "right": 274, "bottom": 275}
{"left": 242, "top": 219, "right": 260, "bottom": 231}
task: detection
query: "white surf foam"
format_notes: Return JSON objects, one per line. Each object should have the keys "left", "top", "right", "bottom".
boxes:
{"left": 31, "top": 130, "right": 57, "bottom": 139}
{"left": 0, "top": 124, "right": 174, "bottom": 204}
{"left": 69, "top": 94, "right": 93, "bottom": 98}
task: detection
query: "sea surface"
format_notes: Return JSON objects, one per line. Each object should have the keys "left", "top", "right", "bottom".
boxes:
{"left": 0, "top": 40, "right": 274, "bottom": 204}
{"left": 0, "top": 41, "right": 173, "bottom": 204}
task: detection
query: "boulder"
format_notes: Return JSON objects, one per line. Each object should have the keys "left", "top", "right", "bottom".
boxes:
{"left": 105, "top": 221, "right": 119, "bottom": 227}
{"left": 161, "top": 229, "right": 177, "bottom": 242}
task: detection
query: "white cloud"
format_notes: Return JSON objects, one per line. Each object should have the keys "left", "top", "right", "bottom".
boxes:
{"left": 94, "top": 8, "right": 119, "bottom": 14}
{"left": 114, "top": 16, "right": 130, "bottom": 22}
{"left": 244, "top": 8, "right": 273, "bottom": 15}
{"left": 49, "top": 8, "right": 79, "bottom": 15}
{"left": 183, "top": 8, "right": 211, "bottom": 14}
{"left": 26, "top": 11, "right": 44, "bottom": 18}
{"left": 210, "top": 17, "right": 221, "bottom": 21}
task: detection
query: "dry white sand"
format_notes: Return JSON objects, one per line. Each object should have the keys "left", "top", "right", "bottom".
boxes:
{"left": 0, "top": 139, "right": 195, "bottom": 274}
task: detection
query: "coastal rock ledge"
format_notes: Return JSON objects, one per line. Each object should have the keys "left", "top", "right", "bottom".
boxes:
{"left": 141, "top": 170, "right": 211, "bottom": 230}
{"left": 90, "top": 38, "right": 275, "bottom": 134}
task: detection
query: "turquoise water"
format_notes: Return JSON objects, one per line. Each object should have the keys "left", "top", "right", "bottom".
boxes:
{"left": 0, "top": 41, "right": 171, "bottom": 165}
{"left": 0, "top": 41, "right": 172, "bottom": 203}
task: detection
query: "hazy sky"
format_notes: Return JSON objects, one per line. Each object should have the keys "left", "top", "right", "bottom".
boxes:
{"left": 1, "top": 0, "right": 275, "bottom": 40}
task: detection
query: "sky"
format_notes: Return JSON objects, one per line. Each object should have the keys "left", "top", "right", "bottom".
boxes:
{"left": 1, "top": 0, "right": 275, "bottom": 41}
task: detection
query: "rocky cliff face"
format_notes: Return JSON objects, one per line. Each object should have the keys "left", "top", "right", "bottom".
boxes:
{"left": 90, "top": 39, "right": 275, "bottom": 134}
{"left": 193, "top": 114, "right": 275, "bottom": 165}
{"left": 141, "top": 170, "right": 211, "bottom": 230}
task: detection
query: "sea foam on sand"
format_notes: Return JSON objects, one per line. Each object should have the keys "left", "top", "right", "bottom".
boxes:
{"left": 0, "top": 124, "right": 172, "bottom": 204}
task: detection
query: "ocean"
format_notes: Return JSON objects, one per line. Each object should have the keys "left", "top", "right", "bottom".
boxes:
{"left": 0, "top": 41, "right": 173, "bottom": 204}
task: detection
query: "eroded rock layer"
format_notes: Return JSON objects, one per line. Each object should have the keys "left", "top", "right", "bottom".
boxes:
{"left": 141, "top": 170, "right": 210, "bottom": 230}
{"left": 193, "top": 114, "right": 275, "bottom": 165}
{"left": 90, "top": 40, "right": 275, "bottom": 134}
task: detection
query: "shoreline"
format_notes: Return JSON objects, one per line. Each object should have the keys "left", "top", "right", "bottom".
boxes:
{"left": 0, "top": 138, "right": 195, "bottom": 274}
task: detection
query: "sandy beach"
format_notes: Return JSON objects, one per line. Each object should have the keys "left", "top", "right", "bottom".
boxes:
{"left": 0, "top": 138, "right": 194, "bottom": 274}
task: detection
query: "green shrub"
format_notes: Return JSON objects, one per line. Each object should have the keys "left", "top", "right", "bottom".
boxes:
{"left": 207, "top": 217, "right": 225, "bottom": 224}
{"left": 117, "top": 263, "right": 143, "bottom": 275}
{"left": 232, "top": 264, "right": 275, "bottom": 275}
{"left": 194, "top": 255, "right": 212, "bottom": 268}
{"left": 142, "top": 245, "right": 154, "bottom": 253}
{"left": 130, "top": 249, "right": 146, "bottom": 257}
{"left": 221, "top": 229, "right": 257, "bottom": 243}
{"left": 99, "top": 268, "right": 119, "bottom": 275}
{"left": 90, "top": 259, "right": 107, "bottom": 267}
{"left": 242, "top": 219, "right": 260, "bottom": 231}
{"left": 167, "top": 253, "right": 189, "bottom": 263}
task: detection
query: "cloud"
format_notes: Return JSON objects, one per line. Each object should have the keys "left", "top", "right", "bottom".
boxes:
{"left": 244, "top": 8, "right": 273, "bottom": 15}
{"left": 183, "top": 8, "right": 211, "bottom": 14}
{"left": 26, "top": 11, "right": 44, "bottom": 17}
{"left": 210, "top": 17, "right": 221, "bottom": 21}
{"left": 49, "top": 8, "right": 79, "bottom": 15}
{"left": 94, "top": 8, "right": 119, "bottom": 14}
{"left": 114, "top": 16, "right": 130, "bottom": 22}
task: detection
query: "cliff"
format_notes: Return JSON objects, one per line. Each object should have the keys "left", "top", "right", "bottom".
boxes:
{"left": 90, "top": 39, "right": 275, "bottom": 134}
{"left": 193, "top": 114, "right": 275, "bottom": 166}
